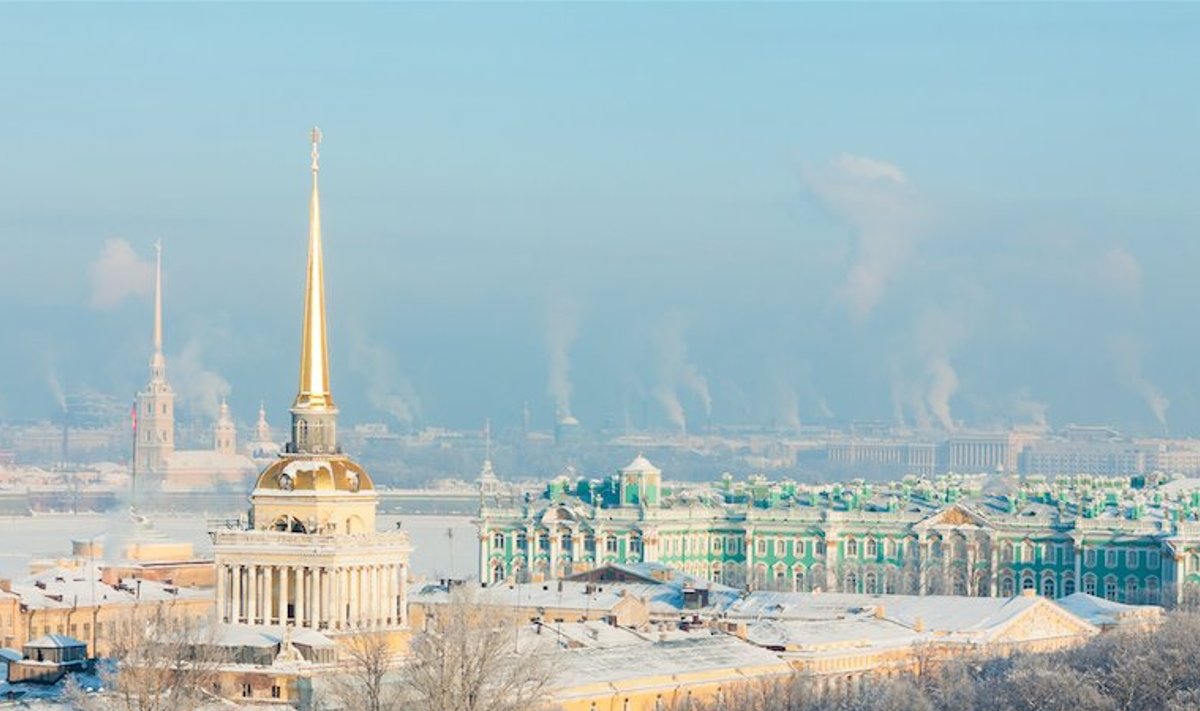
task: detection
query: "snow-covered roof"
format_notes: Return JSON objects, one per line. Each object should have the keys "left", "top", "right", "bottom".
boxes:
{"left": 25, "top": 634, "right": 85, "bottom": 649}
{"left": 9, "top": 561, "right": 210, "bottom": 610}
{"left": 550, "top": 635, "right": 789, "bottom": 690}
{"left": 211, "top": 624, "right": 335, "bottom": 650}
{"left": 621, "top": 454, "right": 660, "bottom": 475}
{"left": 1056, "top": 592, "right": 1163, "bottom": 627}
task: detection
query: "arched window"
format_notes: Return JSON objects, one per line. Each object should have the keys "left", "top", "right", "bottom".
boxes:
{"left": 1002, "top": 541, "right": 1014, "bottom": 562}
{"left": 1125, "top": 576, "right": 1139, "bottom": 603}
{"left": 1001, "top": 576, "right": 1015, "bottom": 597}
{"left": 773, "top": 564, "right": 788, "bottom": 590}
{"left": 1062, "top": 574, "right": 1076, "bottom": 597}
{"left": 793, "top": 564, "right": 807, "bottom": 592}
{"left": 864, "top": 571, "right": 878, "bottom": 594}
{"left": 1104, "top": 576, "right": 1118, "bottom": 601}
{"left": 516, "top": 532, "right": 527, "bottom": 550}
{"left": 1146, "top": 577, "right": 1160, "bottom": 602}
{"left": 845, "top": 538, "right": 858, "bottom": 557}
{"left": 1041, "top": 576, "right": 1056, "bottom": 598}
{"left": 1022, "top": 571, "right": 1036, "bottom": 591}
{"left": 1083, "top": 574, "right": 1097, "bottom": 596}
{"left": 866, "top": 538, "right": 878, "bottom": 558}
{"left": 1023, "top": 540, "right": 1035, "bottom": 563}
{"left": 492, "top": 532, "right": 505, "bottom": 549}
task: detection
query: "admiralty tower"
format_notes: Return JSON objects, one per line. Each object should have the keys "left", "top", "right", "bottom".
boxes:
{"left": 212, "top": 129, "right": 411, "bottom": 635}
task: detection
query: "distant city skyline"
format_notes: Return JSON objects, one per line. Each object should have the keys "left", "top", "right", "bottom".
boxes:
{"left": 2, "top": 4, "right": 1199, "bottom": 435}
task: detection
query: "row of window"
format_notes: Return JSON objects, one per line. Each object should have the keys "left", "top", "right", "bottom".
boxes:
{"left": 490, "top": 531, "right": 640, "bottom": 556}
{"left": 490, "top": 530, "right": 1166, "bottom": 573}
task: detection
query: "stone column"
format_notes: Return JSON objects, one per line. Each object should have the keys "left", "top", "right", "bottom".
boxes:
{"left": 280, "top": 565, "right": 290, "bottom": 625}
{"left": 231, "top": 565, "right": 242, "bottom": 623}
{"left": 988, "top": 535, "right": 1000, "bottom": 597}
{"left": 248, "top": 566, "right": 258, "bottom": 624}
{"left": 296, "top": 567, "right": 307, "bottom": 628}
{"left": 350, "top": 564, "right": 357, "bottom": 624}
{"left": 368, "top": 565, "right": 378, "bottom": 627}
{"left": 916, "top": 534, "right": 927, "bottom": 595}
{"left": 387, "top": 564, "right": 397, "bottom": 625}
{"left": 1074, "top": 542, "right": 1083, "bottom": 595}
{"left": 315, "top": 568, "right": 325, "bottom": 628}
{"left": 332, "top": 567, "right": 342, "bottom": 630}
{"left": 1175, "top": 553, "right": 1186, "bottom": 607}
{"left": 262, "top": 566, "right": 273, "bottom": 624}
{"left": 216, "top": 565, "right": 227, "bottom": 623}
{"left": 399, "top": 564, "right": 408, "bottom": 625}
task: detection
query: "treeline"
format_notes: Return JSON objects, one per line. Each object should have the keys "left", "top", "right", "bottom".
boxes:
{"left": 690, "top": 612, "right": 1200, "bottom": 711}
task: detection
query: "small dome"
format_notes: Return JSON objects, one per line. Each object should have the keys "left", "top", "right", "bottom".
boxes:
{"left": 254, "top": 455, "right": 374, "bottom": 493}
{"left": 622, "top": 454, "right": 660, "bottom": 475}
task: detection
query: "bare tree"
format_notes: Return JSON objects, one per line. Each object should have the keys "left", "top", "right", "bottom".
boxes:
{"left": 319, "top": 632, "right": 402, "bottom": 711}
{"left": 403, "top": 586, "right": 553, "bottom": 711}
{"left": 66, "top": 606, "right": 226, "bottom": 711}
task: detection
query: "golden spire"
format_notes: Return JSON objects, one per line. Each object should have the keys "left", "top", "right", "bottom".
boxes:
{"left": 294, "top": 127, "right": 335, "bottom": 411}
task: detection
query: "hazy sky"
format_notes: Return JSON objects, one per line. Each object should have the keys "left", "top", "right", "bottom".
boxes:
{"left": 2, "top": 4, "right": 1198, "bottom": 435}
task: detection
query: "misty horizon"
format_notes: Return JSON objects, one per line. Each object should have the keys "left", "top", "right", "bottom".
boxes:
{"left": 3, "top": 4, "right": 1199, "bottom": 437}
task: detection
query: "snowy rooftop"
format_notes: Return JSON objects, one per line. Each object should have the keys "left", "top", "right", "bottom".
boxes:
{"left": 548, "top": 635, "right": 789, "bottom": 690}
{"left": 1056, "top": 592, "right": 1163, "bottom": 627}
{"left": 4, "top": 561, "right": 211, "bottom": 610}
{"left": 727, "top": 590, "right": 1076, "bottom": 636}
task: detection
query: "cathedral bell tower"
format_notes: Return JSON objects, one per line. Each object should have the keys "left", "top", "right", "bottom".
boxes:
{"left": 135, "top": 241, "right": 175, "bottom": 473}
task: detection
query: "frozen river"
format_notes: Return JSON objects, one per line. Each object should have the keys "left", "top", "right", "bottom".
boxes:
{"left": 0, "top": 512, "right": 479, "bottom": 582}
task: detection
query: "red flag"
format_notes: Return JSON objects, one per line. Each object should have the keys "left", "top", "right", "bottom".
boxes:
{"left": 131, "top": 402, "right": 137, "bottom": 433}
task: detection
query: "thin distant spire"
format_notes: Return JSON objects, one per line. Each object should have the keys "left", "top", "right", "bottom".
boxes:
{"left": 148, "top": 240, "right": 166, "bottom": 381}
{"left": 484, "top": 418, "right": 492, "bottom": 462}
{"left": 294, "top": 126, "right": 334, "bottom": 412}
{"left": 153, "top": 240, "right": 163, "bottom": 355}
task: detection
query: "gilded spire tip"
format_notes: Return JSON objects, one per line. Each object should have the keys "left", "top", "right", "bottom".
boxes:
{"left": 310, "top": 126, "right": 322, "bottom": 173}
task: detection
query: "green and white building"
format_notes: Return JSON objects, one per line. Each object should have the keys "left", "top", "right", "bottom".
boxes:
{"left": 478, "top": 455, "right": 1200, "bottom": 606}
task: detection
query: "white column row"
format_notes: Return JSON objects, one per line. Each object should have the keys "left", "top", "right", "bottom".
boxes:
{"left": 218, "top": 562, "right": 408, "bottom": 629}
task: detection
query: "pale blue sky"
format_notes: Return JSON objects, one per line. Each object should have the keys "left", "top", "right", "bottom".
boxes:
{"left": 1, "top": 3, "right": 1198, "bottom": 434}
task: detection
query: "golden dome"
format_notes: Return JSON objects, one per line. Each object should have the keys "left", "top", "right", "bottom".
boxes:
{"left": 254, "top": 455, "right": 374, "bottom": 493}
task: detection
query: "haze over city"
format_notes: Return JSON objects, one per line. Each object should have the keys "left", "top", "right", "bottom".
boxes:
{"left": 3, "top": 3, "right": 1199, "bottom": 437}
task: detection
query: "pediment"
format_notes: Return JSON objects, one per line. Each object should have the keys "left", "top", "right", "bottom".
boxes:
{"left": 988, "top": 599, "right": 1098, "bottom": 644}
{"left": 916, "top": 504, "right": 990, "bottom": 530}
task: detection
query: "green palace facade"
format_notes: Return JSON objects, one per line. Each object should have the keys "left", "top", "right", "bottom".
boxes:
{"left": 477, "top": 455, "right": 1200, "bottom": 606}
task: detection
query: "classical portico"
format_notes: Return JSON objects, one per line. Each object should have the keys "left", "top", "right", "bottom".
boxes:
{"left": 212, "top": 127, "right": 410, "bottom": 636}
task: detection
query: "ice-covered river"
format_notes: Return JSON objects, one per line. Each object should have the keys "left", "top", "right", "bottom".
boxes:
{"left": 0, "top": 512, "right": 479, "bottom": 581}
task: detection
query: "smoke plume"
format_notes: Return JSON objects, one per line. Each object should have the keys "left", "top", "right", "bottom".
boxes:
{"left": 653, "top": 312, "right": 711, "bottom": 432}
{"left": 1110, "top": 335, "right": 1169, "bottom": 433}
{"left": 171, "top": 338, "right": 231, "bottom": 419}
{"left": 545, "top": 295, "right": 579, "bottom": 419}
{"left": 347, "top": 335, "right": 422, "bottom": 429}
{"left": 88, "top": 238, "right": 155, "bottom": 309}
{"left": 802, "top": 153, "right": 924, "bottom": 321}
